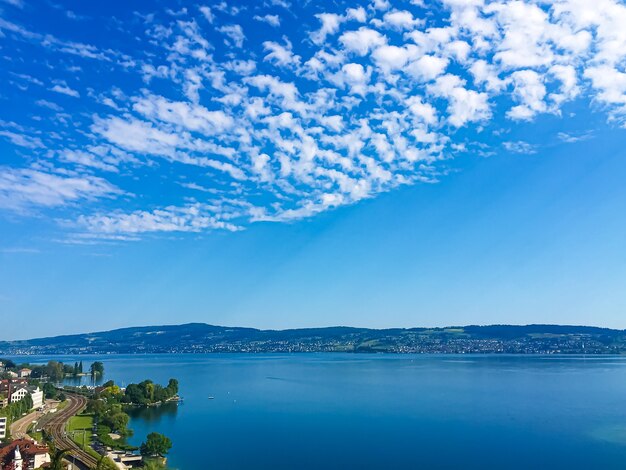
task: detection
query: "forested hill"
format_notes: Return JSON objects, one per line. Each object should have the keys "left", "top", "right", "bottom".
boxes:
{"left": 2, "top": 323, "right": 626, "bottom": 355}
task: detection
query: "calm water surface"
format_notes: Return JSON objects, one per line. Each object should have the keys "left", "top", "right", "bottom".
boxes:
{"left": 13, "top": 354, "right": 626, "bottom": 469}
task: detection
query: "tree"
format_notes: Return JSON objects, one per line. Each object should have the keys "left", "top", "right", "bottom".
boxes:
{"left": 46, "top": 441, "right": 70, "bottom": 470}
{"left": 90, "top": 361, "right": 104, "bottom": 378}
{"left": 166, "top": 379, "right": 178, "bottom": 396}
{"left": 94, "top": 454, "right": 118, "bottom": 470}
{"left": 46, "top": 361, "right": 65, "bottom": 382}
{"left": 124, "top": 383, "right": 145, "bottom": 405}
{"left": 86, "top": 399, "right": 106, "bottom": 417}
{"left": 42, "top": 382, "right": 58, "bottom": 400}
{"left": 79, "top": 361, "right": 84, "bottom": 374}
{"left": 107, "top": 412, "right": 130, "bottom": 434}
{"left": 23, "top": 393, "right": 33, "bottom": 411}
{"left": 140, "top": 433, "right": 172, "bottom": 458}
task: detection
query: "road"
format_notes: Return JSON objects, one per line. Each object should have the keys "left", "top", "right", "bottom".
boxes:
{"left": 10, "top": 399, "right": 60, "bottom": 439}
{"left": 10, "top": 409, "right": 40, "bottom": 440}
{"left": 42, "top": 394, "right": 100, "bottom": 470}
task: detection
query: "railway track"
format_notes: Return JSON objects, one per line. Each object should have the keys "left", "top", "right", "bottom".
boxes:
{"left": 42, "top": 393, "right": 100, "bottom": 469}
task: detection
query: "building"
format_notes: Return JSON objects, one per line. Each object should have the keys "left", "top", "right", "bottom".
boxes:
{"left": 0, "top": 439, "right": 50, "bottom": 470}
{"left": 5, "top": 372, "right": 17, "bottom": 379}
{"left": 0, "top": 362, "right": 4, "bottom": 372}
{"left": 0, "top": 380, "right": 28, "bottom": 407}
{"left": 0, "top": 418, "right": 6, "bottom": 440}
{"left": 9, "top": 388, "right": 29, "bottom": 405}
{"left": 0, "top": 381, "right": 41, "bottom": 409}
{"left": 16, "top": 370, "right": 31, "bottom": 379}
{"left": 29, "top": 388, "right": 43, "bottom": 410}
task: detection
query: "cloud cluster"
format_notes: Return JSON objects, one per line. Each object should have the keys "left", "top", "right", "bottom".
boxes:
{"left": 1, "top": 0, "right": 625, "bottom": 239}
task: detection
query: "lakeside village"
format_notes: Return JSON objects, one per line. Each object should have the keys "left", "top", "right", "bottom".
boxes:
{"left": 0, "top": 359, "right": 179, "bottom": 470}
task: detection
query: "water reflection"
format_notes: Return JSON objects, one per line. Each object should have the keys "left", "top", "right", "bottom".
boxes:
{"left": 126, "top": 402, "right": 179, "bottom": 424}
{"left": 63, "top": 375, "right": 105, "bottom": 387}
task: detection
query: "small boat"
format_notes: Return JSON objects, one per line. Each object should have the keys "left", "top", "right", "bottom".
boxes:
{"left": 208, "top": 396, "right": 215, "bottom": 400}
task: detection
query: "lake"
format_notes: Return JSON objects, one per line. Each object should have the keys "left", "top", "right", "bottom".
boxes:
{"left": 12, "top": 354, "right": 626, "bottom": 469}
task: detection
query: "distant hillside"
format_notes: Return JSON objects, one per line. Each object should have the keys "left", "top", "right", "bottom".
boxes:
{"left": 1, "top": 323, "right": 626, "bottom": 355}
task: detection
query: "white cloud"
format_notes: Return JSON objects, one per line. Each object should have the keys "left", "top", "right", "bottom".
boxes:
{"left": 218, "top": 24, "right": 245, "bottom": 48}
{"left": 379, "top": 10, "right": 422, "bottom": 30}
{"left": 372, "top": 45, "right": 411, "bottom": 73}
{"left": 339, "top": 27, "right": 387, "bottom": 56}
{"left": 77, "top": 203, "right": 241, "bottom": 235}
{"left": 50, "top": 84, "right": 80, "bottom": 97}
{"left": 0, "top": 167, "right": 119, "bottom": 211}
{"left": 132, "top": 95, "right": 235, "bottom": 135}
{"left": 428, "top": 74, "right": 491, "bottom": 127}
{"left": 405, "top": 55, "right": 449, "bottom": 82}
{"left": 254, "top": 14, "right": 281, "bottom": 27}
{"left": 557, "top": 131, "right": 593, "bottom": 143}
{"left": 199, "top": 6, "right": 214, "bottom": 23}
{"left": 4, "top": 0, "right": 626, "bottom": 239}
{"left": 507, "top": 70, "right": 547, "bottom": 120}
{"left": 0, "top": 130, "right": 43, "bottom": 149}
{"left": 263, "top": 39, "right": 301, "bottom": 68}
{"left": 503, "top": 140, "right": 537, "bottom": 154}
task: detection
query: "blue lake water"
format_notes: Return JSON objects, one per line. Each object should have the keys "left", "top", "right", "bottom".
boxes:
{"left": 12, "top": 354, "right": 626, "bottom": 469}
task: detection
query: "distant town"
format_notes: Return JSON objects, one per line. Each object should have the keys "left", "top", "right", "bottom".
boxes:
{"left": 2, "top": 323, "right": 626, "bottom": 355}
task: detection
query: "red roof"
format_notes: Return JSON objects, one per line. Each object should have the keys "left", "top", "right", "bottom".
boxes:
{"left": 0, "top": 439, "right": 49, "bottom": 468}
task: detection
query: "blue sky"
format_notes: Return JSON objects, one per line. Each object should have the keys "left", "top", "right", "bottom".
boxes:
{"left": 1, "top": 0, "right": 626, "bottom": 339}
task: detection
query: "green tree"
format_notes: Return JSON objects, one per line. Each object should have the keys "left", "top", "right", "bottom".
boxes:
{"left": 46, "top": 441, "right": 71, "bottom": 470}
{"left": 166, "top": 379, "right": 178, "bottom": 396}
{"left": 107, "top": 412, "right": 130, "bottom": 434}
{"left": 94, "top": 454, "right": 118, "bottom": 470}
{"left": 42, "top": 382, "right": 58, "bottom": 400}
{"left": 23, "top": 393, "right": 33, "bottom": 410}
{"left": 140, "top": 432, "right": 172, "bottom": 458}
{"left": 79, "top": 361, "right": 84, "bottom": 374}
{"left": 46, "top": 361, "right": 65, "bottom": 382}
{"left": 90, "top": 362, "right": 105, "bottom": 378}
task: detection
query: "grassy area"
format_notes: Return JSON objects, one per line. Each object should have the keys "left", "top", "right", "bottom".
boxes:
{"left": 65, "top": 414, "right": 119, "bottom": 470}
{"left": 26, "top": 423, "right": 43, "bottom": 443}
{"left": 67, "top": 414, "right": 93, "bottom": 432}
{"left": 67, "top": 414, "right": 93, "bottom": 454}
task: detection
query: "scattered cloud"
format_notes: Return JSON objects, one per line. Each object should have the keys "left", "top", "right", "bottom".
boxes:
{"left": 254, "top": 14, "right": 280, "bottom": 27}
{"left": 557, "top": 131, "right": 594, "bottom": 143}
{"left": 503, "top": 141, "right": 538, "bottom": 155}
{"left": 1, "top": 0, "right": 626, "bottom": 239}
{"left": 50, "top": 84, "right": 80, "bottom": 98}
{"left": 0, "top": 167, "right": 121, "bottom": 212}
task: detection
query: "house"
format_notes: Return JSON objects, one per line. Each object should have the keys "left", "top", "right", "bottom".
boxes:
{"left": 0, "top": 362, "right": 4, "bottom": 372}
{"left": 5, "top": 372, "right": 17, "bottom": 379}
{"left": 0, "top": 418, "right": 6, "bottom": 440}
{"left": 17, "top": 369, "right": 31, "bottom": 379}
{"left": 0, "top": 439, "right": 50, "bottom": 470}
{"left": 0, "top": 379, "right": 28, "bottom": 407}
{"left": 9, "top": 388, "right": 29, "bottom": 405}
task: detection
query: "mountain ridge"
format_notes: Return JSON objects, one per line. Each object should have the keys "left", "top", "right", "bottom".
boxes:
{"left": 2, "top": 323, "right": 626, "bottom": 355}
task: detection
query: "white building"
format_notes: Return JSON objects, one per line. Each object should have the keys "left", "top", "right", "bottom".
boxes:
{"left": 0, "top": 417, "right": 7, "bottom": 439}
{"left": 10, "top": 387, "right": 29, "bottom": 404}
{"left": 6, "top": 371, "right": 18, "bottom": 378}
{"left": 9, "top": 387, "right": 43, "bottom": 410}
{"left": 17, "top": 369, "right": 31, "bottom": 378}
{"left": 30, "top": 387, "right": 43, "bottom": 409}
